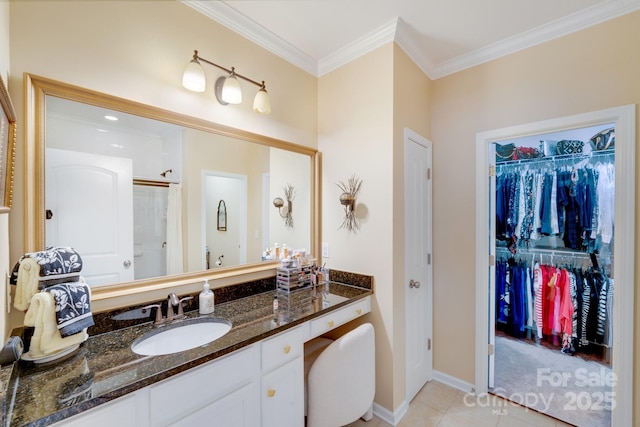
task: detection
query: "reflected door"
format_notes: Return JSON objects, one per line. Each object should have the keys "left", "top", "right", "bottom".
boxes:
{"left": 46, "top": 148, "right": 134, "bottom": 285}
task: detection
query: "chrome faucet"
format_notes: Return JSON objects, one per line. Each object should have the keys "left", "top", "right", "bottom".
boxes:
{"left": 167, "top": 293, "right": 180, "bottom": 320}
{"left": 143, "top": 294, "right": 194, "bottom": 325}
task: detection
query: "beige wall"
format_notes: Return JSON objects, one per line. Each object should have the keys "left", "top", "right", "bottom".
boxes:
{"left": 431, "top": 9, "right": 640, "bottom": 421}
{"left": 318, "top": 44, "right": 396, "bottom": 409}
{"left": 391, "top": 45, "right": 431, "bottom": 407}
{"left": 317, "top": 43, "right": 431, "bottom": 413}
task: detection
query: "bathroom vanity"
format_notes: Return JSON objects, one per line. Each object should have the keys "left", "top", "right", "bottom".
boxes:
{"left": 1, "top": 280, "right": 372, "bottom": 426}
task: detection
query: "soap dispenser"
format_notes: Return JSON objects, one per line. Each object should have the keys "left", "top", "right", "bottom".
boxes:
{"left": 199, "top": 280, "right": 215, "bottom": 314}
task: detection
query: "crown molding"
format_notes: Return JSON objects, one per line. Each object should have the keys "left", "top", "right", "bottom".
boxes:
{"left": 183, "top": 1, "right": 318, "bottom": 76}
{"left": 185, "top": 0, "right": 640, "bottom": 80}
{"left": 430, "top": 0, "right": 640, "bottom": 79}
{"left": 393, "top": 17, "right": 437, "bottom": 79}
{"left": 317, "top": 19, "right": 397, "bottom": 76}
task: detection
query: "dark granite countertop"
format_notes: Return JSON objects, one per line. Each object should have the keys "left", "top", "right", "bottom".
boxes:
{"left": 1, "top": 280, "right": 372, "bottom": 426}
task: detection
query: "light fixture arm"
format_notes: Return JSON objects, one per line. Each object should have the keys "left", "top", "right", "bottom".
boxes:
{"left": 192, "top": 50, "right": 266, "bottom": 90}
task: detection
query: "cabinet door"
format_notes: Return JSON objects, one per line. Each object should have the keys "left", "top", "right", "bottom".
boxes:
{"left": 50, "top": 393, "right": 143, "bottom": 427}
{"left": 169, "top": 382, "right": 259, "bottom": 427}
{"left": 261, "top": 358, "right": 304, "bottom": 427}
{"left": 148, "top": 346, "right": 258, "bottom": 426}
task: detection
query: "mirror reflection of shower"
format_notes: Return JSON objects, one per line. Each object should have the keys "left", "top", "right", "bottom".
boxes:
{"left": 133, "top": 184, "right": 169, "bottom": 280}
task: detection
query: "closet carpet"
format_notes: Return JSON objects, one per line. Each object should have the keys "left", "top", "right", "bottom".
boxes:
{"left": 494, "top": 335, "right": 612, "bottom": 427}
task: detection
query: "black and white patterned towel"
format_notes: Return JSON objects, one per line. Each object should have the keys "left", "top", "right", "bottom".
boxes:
{"left": 47, "top": 282, "right": 95, "bottom": 337}
{"left": 10, "top": 246, "right": 83, "bottom": 284}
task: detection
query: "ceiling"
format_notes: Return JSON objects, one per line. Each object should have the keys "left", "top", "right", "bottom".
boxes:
{"left": 184, "top": 0, "right": 640, "bottom": 79}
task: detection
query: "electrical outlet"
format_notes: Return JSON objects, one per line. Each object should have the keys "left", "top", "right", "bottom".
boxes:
{"left": 322, "top": 242, "right": 329, "bottom": 258}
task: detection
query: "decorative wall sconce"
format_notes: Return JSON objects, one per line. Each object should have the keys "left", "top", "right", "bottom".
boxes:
{"left": 273, "top": 184, "right": 295, "bottom": 228}
{"left": 337, "top": 174, "right": 363, "bottom": 233}
{"left": 182, "top": 50, "right": 271, "bottom": 114}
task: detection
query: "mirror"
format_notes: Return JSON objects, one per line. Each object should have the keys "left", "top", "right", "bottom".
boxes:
{"left": 24, "top": 74, "right": 319, "bottom": 297}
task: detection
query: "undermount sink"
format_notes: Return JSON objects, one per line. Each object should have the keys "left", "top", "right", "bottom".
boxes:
{"left": 131, "top": 317, "right": 232, "bottom": 356}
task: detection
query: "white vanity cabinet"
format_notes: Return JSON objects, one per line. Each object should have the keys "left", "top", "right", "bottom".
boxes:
{"left": 46, "top": 295, "right": 371, "bottom": 427}
{"left": 260, "top": 324, "right": 308, "bottom": 427}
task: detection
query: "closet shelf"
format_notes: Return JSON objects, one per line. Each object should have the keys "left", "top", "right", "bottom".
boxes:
{"left": 496, "top": 148, "right": 614, "bottom": 168}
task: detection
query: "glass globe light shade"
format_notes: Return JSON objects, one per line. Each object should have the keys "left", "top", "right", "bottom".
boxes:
{"left": 182, "top": 59, "right": 206, "bottom": 92}
{"left": 253, "top": 87, "right": 272, "bottom": 114}
{"left": 221, "top": 74, "right": 242, "bottom": 104}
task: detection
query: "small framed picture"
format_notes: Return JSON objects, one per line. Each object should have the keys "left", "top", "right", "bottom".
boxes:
{"left": 217, "top": 199, "right": 227, "bottom": 231}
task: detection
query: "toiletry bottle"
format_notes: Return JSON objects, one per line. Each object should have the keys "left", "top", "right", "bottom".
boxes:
{"left": 274, "top": 243, "right": 280, "bottom": 260}
{"left": 199, "top": 280, "right": 215, "bottom": 314}
{"left": 283, "top": 244, "right": 289, "bottom": 259}
{"left": 273, "top": 295, "right": 279, "bottom": 312}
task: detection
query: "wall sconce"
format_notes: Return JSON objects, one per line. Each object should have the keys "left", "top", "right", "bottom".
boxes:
{"left": 273, "top": 184, "right": 295, "bottom": 228}
{"left": 182, "top": 50, "right": 271, "bottom": 114}
{"left": 337, "top": 174, "right": 363, "bottom": 233}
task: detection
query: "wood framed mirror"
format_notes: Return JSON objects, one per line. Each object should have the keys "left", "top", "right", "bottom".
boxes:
{"left": 23, "top": 74, "right": 320, "bottom": 308}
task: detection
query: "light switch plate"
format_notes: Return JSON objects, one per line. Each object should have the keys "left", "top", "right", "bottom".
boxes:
{"left": 322, "top": 242, "right": 329, "bottom": 258}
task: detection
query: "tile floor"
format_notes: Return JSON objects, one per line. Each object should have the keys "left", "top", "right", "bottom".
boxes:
{"left": 345, "top": 380, "right": 574, "bottom": 427}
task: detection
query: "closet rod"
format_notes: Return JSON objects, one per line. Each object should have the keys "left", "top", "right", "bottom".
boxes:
{"left": 495, "top": 148, "right": 614, "bottom": 169}
{"left": 495, "top": 246, "right": 594, "bottom": 260}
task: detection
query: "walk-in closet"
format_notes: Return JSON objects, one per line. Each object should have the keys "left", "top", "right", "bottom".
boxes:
{"left": 491, "top": 123, "right": 616, "bottom": 426}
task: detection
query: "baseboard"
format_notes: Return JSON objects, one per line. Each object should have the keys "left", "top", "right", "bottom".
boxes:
{"left": 371, "top": 372, "right": 474, "bottom": 426}
{"left": 433, "top": 370, "right": 476, "bottom": 394}
{"left": 372, "top": 400, "right": 408, "bottom": 426}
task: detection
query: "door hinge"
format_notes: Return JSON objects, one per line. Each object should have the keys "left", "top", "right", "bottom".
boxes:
{"left": 427, "top": 253, "right": 431, "bottom": 265}
{"left": 426, "top": 168, "right": 431, "bottom": 180}
{"left": 489, "top": 166, "right": 496, "bottom": 177}
{"left": 489, "top": 255, "right": 495, "bottom": 266}
{"left": 488, "top": 344, "right": 494, "bottom": 355}
{"left": 428, "top": 338, "right": 431, "bottom": 351}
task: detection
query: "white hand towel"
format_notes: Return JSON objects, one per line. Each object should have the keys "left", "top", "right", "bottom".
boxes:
{"left": 23, "top": 292, "right": 88, "bottom": 358}
{"left": 14, "top": 258, "right": 41, "bottom": 311}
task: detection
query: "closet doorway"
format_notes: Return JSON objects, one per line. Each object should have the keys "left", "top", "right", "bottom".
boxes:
{"left": 474, "top": 105, "right": 635, "bottom": 426}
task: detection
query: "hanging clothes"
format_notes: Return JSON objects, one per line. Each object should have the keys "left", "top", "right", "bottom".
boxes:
{"left": 495, "top": 254, "right": 612, "bottom": 355}
{"left": 495, "top": 153, "right": 613, "bottom": 252}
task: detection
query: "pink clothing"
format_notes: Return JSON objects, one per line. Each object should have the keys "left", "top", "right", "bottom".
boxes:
{"left": 557, "top": 269, "right": 574, "bottom": 337}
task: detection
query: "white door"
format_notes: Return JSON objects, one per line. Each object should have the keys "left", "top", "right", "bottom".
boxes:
{"left": 202, "top": 171, "right": 247, "bottom": 268}
{"left": 46, "top": 148, "right": 134, "bottom": 285}
{"left": 404, "top": 128, "right": 433, "bottom": 403}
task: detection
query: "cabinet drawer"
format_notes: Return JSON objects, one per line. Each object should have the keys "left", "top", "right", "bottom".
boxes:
{"left": 149, "top": 345, "right": 259, "bottom": 426}
{"left": 310, "top": 296, "right": 371, "bottom": 338}
{"left": 262, "top": 324, "right": 308, "bottom": 373}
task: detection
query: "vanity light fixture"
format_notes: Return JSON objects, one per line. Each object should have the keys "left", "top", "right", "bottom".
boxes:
{"left": 273, "top": 184, "right": 295, "bottom": 228}
{"left": 182, "top": 50, "right": 271, "bottom": 114}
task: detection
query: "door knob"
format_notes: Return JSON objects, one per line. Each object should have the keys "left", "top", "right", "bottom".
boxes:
{"left": 123, "top": 259, "right": 132, "bottom": 268}
{"left": 409, "top": 279, "right": 421, "bottom": 289}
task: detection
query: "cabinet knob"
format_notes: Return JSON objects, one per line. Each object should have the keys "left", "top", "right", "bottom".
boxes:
{"left": 356, "top": 309, "right": 362, "bottom": 315}
{"left": 283, "top": 345, "right": 291, "bottom": 354}
{"left": 328, "top": 321, "right": 334, "bottom": 328}
{"left": 267, "top": 389, "right": 276, "bottom": 398}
